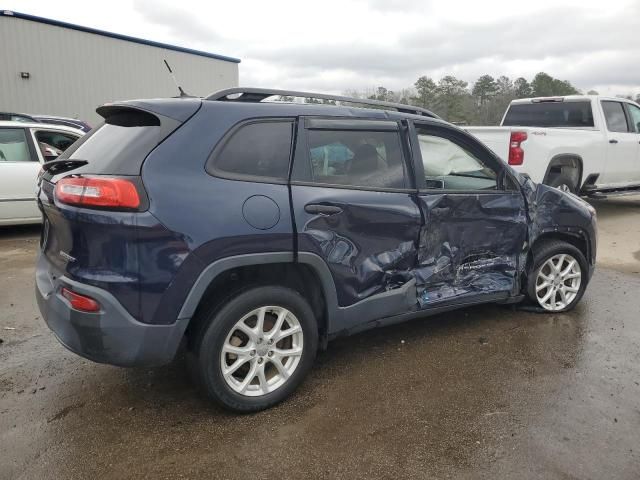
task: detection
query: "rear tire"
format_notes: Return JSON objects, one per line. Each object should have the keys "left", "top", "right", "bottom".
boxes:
{"left": 190, "top": 286, "right": 318, "bottom": 412}
{"left": 548, "top": 173, "right": 577, "bottom": 194}
{"left": 526, "top": 240, "right": 588, "bottom": 312}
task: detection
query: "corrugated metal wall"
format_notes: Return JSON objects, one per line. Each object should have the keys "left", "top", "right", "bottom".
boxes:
{"left": 0, "top": 16, "right": 239, "bottom": 124}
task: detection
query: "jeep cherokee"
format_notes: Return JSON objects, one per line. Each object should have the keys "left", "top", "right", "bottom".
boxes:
{"left": 36, "top": 88, "right": 597, "bottom": 412}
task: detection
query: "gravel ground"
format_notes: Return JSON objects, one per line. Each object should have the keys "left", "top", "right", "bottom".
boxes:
{"left": 1, "top": 197, "right": 639, "bottom": 480}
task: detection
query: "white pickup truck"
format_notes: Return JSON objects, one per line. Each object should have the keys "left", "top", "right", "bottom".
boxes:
{"left": 466, "top": 95, "right": 640, "bottom": 197}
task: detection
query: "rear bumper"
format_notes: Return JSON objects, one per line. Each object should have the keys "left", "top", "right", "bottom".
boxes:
{"left": 35, "top": 254, "right": 188, "bottom": 367}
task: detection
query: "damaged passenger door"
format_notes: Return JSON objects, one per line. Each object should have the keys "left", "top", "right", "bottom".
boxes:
{"left": 291, "top": 118, "right": 422, "bottom": 330}
{"left": 410, "top": 122, "right": 528, "bottom": 308}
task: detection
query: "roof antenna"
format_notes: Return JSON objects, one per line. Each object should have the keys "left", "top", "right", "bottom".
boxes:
{"left": 163, "top": 59, "right": 189, "bottom": 97}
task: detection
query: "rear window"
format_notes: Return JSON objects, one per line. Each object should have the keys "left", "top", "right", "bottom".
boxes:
{"left": 207, "top": 120, "right": 293, "bottom": 181}
{"left": 57, "top": 110, "right": 171, "bottom": 175}
{"left": 503, "top": 101, "right": 594, "bottom": 128}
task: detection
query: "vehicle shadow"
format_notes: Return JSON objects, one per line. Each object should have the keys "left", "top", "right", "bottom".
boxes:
{"left": 0, "top": 224, "right": 41, "bottom": 242}
{"left": 588, "top": 197, "right": 640, "bottom": 220}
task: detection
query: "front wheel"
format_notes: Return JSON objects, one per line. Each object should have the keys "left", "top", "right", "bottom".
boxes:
{"left": 526, "top": 240, "right": 589, "bottom": 312}
{"left": 191, "top": 286, "right": 318, "bottom": 412}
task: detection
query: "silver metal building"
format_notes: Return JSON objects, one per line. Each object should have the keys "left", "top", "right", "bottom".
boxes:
{"left": 0, "top": 10, "right": 240, "bottom": 125}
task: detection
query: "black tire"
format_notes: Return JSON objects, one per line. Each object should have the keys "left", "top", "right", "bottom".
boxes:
{"left": 526, "top": 240, "right": 589, "bottom": 312}
{"left": 548, "top": 173, "right": 577, "bottom": 194}
{"left": 190, "top": 286, "right": 318, "bottom": 412}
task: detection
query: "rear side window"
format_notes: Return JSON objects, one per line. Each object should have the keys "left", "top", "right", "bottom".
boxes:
{"left": 305, "top": 129, "right": 407, "bottom": 189}
{"left": 209, "top": 120, "right": 293, "bottom": 181}
{"left": 0, "top": 128, "right": 31, "bottom": 162}
{"left": 602, "top": 101, "right": 630, "bottom": 133}
{"left": 503, "top": 101, "right": 594, "bottom": 127}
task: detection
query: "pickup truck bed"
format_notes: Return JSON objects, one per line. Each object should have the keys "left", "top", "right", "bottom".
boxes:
{"left": 465, "top": 96, "right": 640, "bottom": 196}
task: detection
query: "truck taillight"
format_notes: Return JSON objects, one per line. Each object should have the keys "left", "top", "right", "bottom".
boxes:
{"left": 55, "top": 176, "right": 141, "bottom": 209}
{"left": 508, "top": 131, "right": 527, "bottom": 166}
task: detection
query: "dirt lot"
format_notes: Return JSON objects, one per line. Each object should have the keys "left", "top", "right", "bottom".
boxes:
{"left": 1, "top": 197, "right": 639, "bottom": 480}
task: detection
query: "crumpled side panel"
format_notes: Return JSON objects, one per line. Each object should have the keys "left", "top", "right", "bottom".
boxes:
{"left": 305, "top": 224, "right": 418, "bottom": 302}
{"left": 293, "top": 188, "right": 422, "bottom": 307}
{"left": 523, "top": 180, "right": 593, "bottom": 245}
{"left": 415, "top": 193, "right": 527, "bottom": 307}
{"left": 417, "top": 257, "right": 516, "bottom": 306}
{"left": 294, "top": 185, "right": 531, "bottom": 313}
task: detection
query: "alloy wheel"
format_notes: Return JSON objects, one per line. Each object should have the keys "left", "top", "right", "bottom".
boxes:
{"left": 220, "top": 306, "right": 304, "bottom": 396}
{"left": 535, "top": 253, "right": 582, "bottom": 311}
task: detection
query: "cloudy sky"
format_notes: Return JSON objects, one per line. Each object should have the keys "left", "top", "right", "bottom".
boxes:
{"left": 7, "top": 0, "right": 640, "bottom": 96}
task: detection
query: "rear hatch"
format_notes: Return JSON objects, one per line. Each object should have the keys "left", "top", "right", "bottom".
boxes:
{"left": 38, "top": 98, "right": 201, "bottom": 322}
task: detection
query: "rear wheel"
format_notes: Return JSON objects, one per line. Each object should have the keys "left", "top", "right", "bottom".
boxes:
{"left": 548, "top": 173, "right": 577, "bottom": 194}
{"left": 527, "top": 240, "right": 588, "bottom": 312}
{"left": 191, "top": 286, "right": 318, "bottom": 412}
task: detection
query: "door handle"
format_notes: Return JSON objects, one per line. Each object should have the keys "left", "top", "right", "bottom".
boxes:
{"left": 304, "top": 204, "right": 343, "bottom": 215}
{"left": 609, "top": 139, "right": 618, "bottom": 144}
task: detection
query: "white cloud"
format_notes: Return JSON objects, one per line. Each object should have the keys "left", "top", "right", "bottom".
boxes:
{"left": 6, "top": 0, "right": 640, "bottom": 96}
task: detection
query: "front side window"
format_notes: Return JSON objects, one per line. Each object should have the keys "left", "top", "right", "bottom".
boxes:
{"left": 627, "top": 104, "right": 640, "bottom": 133}
{"left": 602, "top": 101, "right": 629, "bottom": 133}
{"left": 306, "top": 129, "right": 407, "bottom": 189}
{"left": 417, "top": 131, "right": 498, "bottom": 190}
{"left": 0, "top": 128, "right": 31, "bottom": 162}
{"left": 210, "top": 121, "right": 293, "bottom": 180}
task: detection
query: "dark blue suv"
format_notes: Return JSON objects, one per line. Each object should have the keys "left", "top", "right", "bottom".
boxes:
{"left": 36, "top": 88, "right": 597, "bottom": 412}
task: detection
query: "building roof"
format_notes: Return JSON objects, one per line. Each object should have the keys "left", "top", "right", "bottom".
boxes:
{"left": 0, "top": 10, "right": 241, "bottom": 64}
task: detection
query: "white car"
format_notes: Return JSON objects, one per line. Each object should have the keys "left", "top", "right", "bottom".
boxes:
{"left": 0, "top": 121, "right": 84, "bottom": 225}
{"left": 466, "top": 96, "right": 640, "bottom": 197}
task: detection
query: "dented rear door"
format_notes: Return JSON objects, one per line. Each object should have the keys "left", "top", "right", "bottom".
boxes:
{"left": 410, "top": 121, "right": 528, "bottom": 308}
{"left": 290, "top": 118, "right": 421, "bottom": 323}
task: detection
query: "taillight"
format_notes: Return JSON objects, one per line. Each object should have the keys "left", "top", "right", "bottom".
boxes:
{"left": 54, "top": 177, "right": 141, "bottom": 209}
{"left": 508, "top": 131, "right": 527, "bottom": 166}
{"left": 61, "top": 287, "right": 101, "bottom": 312}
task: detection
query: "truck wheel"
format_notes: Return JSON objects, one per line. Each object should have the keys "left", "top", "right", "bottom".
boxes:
{"left": 548, "top": 174, "right": 577, "bottom": 194}
{"left": 526, "top": 240, "right": 588, "bottom": 312}
{"left": 191, "top": 286, "right": 318, "bottom": 412}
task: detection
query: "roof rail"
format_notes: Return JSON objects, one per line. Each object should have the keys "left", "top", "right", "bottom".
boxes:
{"left": 206, "top": 87, "right": 440, "bottom": 119}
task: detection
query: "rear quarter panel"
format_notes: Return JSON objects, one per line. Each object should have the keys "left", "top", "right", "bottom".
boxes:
{"left": 140, "top": 103, "right": 295, "bottom": 325}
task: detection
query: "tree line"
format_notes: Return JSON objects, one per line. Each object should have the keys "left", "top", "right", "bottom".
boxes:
{"left": 342, "top": 72, "right": 640, "bottom": 125}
